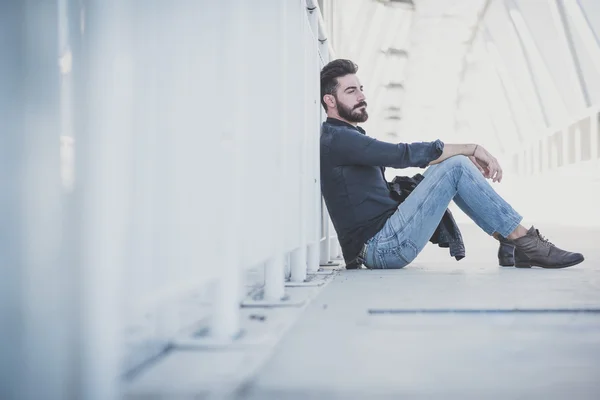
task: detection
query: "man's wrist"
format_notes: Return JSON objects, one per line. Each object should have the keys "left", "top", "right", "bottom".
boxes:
{"left": 467, "top": 144, "right": 477, "bottom": 156}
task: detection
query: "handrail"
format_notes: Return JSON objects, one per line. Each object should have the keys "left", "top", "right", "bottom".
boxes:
{"left": 306, "top": 0, "right": 336, "bottom": 59}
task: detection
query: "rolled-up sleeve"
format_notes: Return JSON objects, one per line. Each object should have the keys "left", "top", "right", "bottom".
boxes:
{"left": 330, "top": 130, "right": 444, "bottom": 169}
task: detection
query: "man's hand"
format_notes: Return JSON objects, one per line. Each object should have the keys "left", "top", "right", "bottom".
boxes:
{"left": 471, "top": 145, "right": 503, "bottom": 183}
{"left": 429, "top": 143, "right": 504, "bottom": 182}
{"left": 468, "top": 156, "right": 485, "bottom": 174}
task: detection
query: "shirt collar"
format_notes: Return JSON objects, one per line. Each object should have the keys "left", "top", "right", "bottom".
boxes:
{"left": 325, "top": 117, "right": 366, "bottom": 134}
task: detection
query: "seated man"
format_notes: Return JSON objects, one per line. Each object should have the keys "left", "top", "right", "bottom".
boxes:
{"left": 320, "top": 59, "right": 584, "bottom": 270}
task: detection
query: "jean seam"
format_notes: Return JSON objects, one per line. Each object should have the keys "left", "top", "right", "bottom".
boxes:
{"left": 376, "top": 249, "right": 387, "bottom": 269}
{"left": 395, "top": 166, "right": 460, "bottom": 241}
{"left": 395, "top": 239, "right": 417, "bottom": 265}
{"left": 371, "top": 167, "right": 458, "bottom": 270}
{"left": 498, "top": 215, "right": 523, "bottom": 239}
{"left": 459, "top": 164, "right": 522, "bottom": 236}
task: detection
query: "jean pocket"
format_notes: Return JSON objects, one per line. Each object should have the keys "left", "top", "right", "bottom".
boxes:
{"left": 374, "top": 239, "right": 417, "bottom": 269}
{"left": 394, "top": 239, "right": 418, "bottom": 265}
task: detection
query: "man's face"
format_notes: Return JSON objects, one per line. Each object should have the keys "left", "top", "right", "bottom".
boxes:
{"left": 330, "top": 74, "right": 368, "bottom": 123}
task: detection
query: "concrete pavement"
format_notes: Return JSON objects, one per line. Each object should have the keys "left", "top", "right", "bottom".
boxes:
{"left": 238, "top": 224, "right": 600, "bottom": 400}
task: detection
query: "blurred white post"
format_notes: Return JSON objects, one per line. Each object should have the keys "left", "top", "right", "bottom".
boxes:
{"left": 290, "top": 2, "right": 309, "bottom": 283}
{"left": 289, "top": 246, "right": 308, "bottom": 283}
{"left": 574, "top": 125, "right": 582, "bottom": 163}
{"left": 319, "top": 201, "right": 334, "bottom": 265}
{"left": 530, "top": 143, "right": 537, "bottom": 175}
{"left": 315, "top": 17, "right": 340, "bottom": 267}
{"left": 306, "top": 4, "right": 321, "bottom": 274}
{"left": 591, "top": 110, "right": 599, "bottom": 160}
{"left": 561, "top": 128, "right": 569, "bottom": 167}
{"left": 77, "top": 1, "right": 133, "bottom": 398}
{"left": 550, "top": 136, "right": 558, "bottom": 169}
{"left": 212, "top": 0, "right": 244, "bottom": 338}
{"left": 0, "top": 3, "right": 69, "bottom": 400}
{"left": 263, "top": 0, "right": 288, "bottom": 299}
{"left": 540, "top": 138, "right": 548, "bottom": 173}
{"left": 562, "top": 0, "right": 600, "bottom": 78}
{"left": 331, "top": 236, "right": 343, "bottom": 260}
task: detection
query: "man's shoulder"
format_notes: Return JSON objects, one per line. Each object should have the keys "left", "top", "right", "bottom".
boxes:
{"left": 321, "top": 121, "right": 363, "bottom": 140}
{"left": 321, "top": 122, "right": 372, "bottom": 157}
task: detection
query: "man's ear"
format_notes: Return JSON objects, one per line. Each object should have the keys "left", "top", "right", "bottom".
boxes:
{"left": 323, "top": 94, "right": 336, "bottom": 109}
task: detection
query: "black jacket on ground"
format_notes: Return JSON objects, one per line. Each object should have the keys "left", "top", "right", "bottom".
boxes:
{"left": 388, "top": 174, "right": 465, "bottom": 261}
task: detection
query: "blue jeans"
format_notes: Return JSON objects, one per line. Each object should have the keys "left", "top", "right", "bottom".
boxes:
{"left": 363, "top": 155, "right": 523, "bottom": 269}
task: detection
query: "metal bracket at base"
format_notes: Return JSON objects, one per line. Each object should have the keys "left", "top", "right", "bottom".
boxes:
{"left": 285, "top": 280, "right": 325, "bottom": 287}
{"left": 320, "top": 260, "right": 341, "bottom": 267}
{"left": 241, "top": 297, "right": 306, "bottom": 308}
{"left": 171, "top": 328, "right": 272, "bottom": 349}
{"left": 309, "top": 270, "right": 334, "bottom": 275}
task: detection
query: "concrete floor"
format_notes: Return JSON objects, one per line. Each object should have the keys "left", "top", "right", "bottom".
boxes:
{"left": 237, "top": 224, "right": 600, "bottom": 400}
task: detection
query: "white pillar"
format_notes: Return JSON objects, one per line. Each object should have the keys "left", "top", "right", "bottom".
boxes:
{"left": 290, "top": 3, "right": 310, "bottom": 283}
{"left": 591, "top": 111, "right": 599, "bottom": 160}
{"left": 319, "top": 201, "right": 332, "bottom": 264}
{"left": 330, "top": 235, "right": 342, "bottom": 260}
{"left": 261, "top": 0, "right": 290, "bottom": 301}
{"left": 289, "top": 247, "right": 308, "bottom": 283}
{"left": 561, "top": 128, "right": 569, "bottom": 167}
{"left": 307, "top": 6, "right": 321, "bottom": 274}
{"left": 212, "top": 0, "right": 246, "bottom": 338}
{"left": 540, "top": 138, "right": 548, "bottom": 174}
{"left": 78, "top": 1, "right": 133, "bottom": 398}
{"left": 574, "top": 124, "right": 582, "bottom": 164}
{"left": 0, "top": 3, "right": 69, "bottom": 399}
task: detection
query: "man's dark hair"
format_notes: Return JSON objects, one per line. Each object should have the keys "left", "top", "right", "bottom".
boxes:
{"left": 320, "top": 59, "right": 358, "bottom": 111}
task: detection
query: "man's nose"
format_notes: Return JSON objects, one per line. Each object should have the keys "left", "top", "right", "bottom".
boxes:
{"left": 357, "top": 92, "right": 366, "bottom": 102}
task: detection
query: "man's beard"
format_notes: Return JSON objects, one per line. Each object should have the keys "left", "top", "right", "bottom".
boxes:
{"left": 337, "top": 100, "right": 368, "bottom": 123}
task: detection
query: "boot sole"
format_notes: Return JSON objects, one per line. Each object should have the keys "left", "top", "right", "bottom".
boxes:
{"left": 515, "top": 257, "right": 585, "bottom": 269}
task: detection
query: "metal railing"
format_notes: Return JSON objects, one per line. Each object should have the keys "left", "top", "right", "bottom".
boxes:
{"left": 511, "top": 105, "right": 600, "bottom": 176}
{"left": 506, "top": 105, "right": 600, "bottom": 227}
{"left": 0, "top": 1, "right": 341, "bottom": 399}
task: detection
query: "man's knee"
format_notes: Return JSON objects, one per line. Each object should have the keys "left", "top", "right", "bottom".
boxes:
{"left": 438, "top": 155, "right": 471, "bottom": 170}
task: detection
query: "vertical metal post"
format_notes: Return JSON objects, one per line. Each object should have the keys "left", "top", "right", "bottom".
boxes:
{"left": 289, "top": 247, "right": 308, "bottom": 283}
{"left": 306, "top": 6, "right": 321, "bottom": 274}
{"left": 319, "top": 201, "right": 332, "bottom": 264}
{"left": 0, "top": 2, "right": 68, "bottom": 400}
{"left": 290, "top": 3, "right": 309, "bottom": 283}
{"left": 547, "top": 136, "right": 555, "bottom": 170}
{"left": 574, "top": 124, "right": 582, "bottom": 163}
{"left": 554, "top": 0, "right": 592, "bottom": 107}
{"left": 540, "top": 139, "right": 547, "bottom": 174}
{"left": 330, "top": 234, "right": 342, "bottom": 260}
{"left": 317, "top": 35, "right": 334, "bottom": 266}
{"left": 482, "top": 32, "right": 525, "bottom": 143}
{"left": 263, "top": 0, "right": 288, "bottom": 298}
{"left": 76, "top": 1, "right": 133, "bottom": 398}
{"left": 561, "top": 128, "right": 569, "bottom": 167}
{"left": 503, "top": 0, "right": 551, "bottom": 128}
{"left": 213, "top": 0, "right": 244, "bottom": 338}
{"left": 591, "top": 110, "right": 599, "bottom": 160}
{"left": 561, "top": 0, "right": 600, "bottom": 76}
{"left": 531, "top": 143, "right": 538, "bottom": 175}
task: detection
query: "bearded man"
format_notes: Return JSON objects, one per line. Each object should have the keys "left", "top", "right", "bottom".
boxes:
{"left": 320, "top": 59, "right": 584, "bottom": 270}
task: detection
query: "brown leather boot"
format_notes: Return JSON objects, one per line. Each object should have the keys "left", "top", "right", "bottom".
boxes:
{"left": 497, "top": 236, "right": 515, "bottom": 267}
{"left": 511, "top": 226, "right": 584, "bottom": 269}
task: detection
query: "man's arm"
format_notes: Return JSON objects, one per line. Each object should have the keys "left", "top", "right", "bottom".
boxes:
{"left": 429, "top": 143, "right": 503, "bottom": 183}
{"left": 428, "top": 144, "right": 476, "bottom": 165}
{"left": 329, "top": 130, "right": 444, "bottom": 169}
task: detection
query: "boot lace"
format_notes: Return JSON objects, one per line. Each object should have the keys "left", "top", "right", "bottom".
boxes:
{"left": 536, "top": 229, "right": 555, "bottom": 247}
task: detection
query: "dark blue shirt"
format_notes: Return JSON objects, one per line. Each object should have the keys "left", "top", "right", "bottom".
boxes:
{"left": 320, "top": 117, "right": 444, "bottom": 263}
